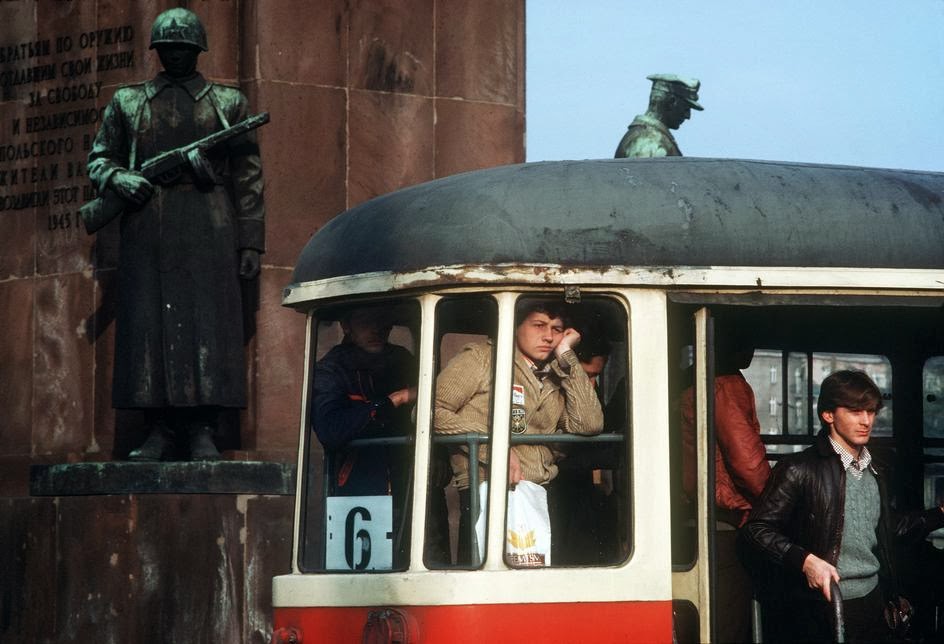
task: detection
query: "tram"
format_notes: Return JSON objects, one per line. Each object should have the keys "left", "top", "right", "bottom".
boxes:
{"left": 271, "top": 158, "right": 944, "bottom": 643}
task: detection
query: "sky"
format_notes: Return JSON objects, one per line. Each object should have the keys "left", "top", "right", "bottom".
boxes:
{"left": 526, "top": 1, "right": 944, "bottom": 171}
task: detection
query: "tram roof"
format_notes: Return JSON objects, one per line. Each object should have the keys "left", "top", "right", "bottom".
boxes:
{"left": 291, "top": 158, "right": 944, "bottom": 285}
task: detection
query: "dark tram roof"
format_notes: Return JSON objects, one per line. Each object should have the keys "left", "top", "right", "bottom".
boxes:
{"left": 292, "top": 158, "right": 944, "bottom": 283}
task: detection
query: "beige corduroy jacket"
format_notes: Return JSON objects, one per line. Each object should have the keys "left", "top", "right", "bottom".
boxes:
{"left": 434, "top": 340, "right": 604, "bottom": 489}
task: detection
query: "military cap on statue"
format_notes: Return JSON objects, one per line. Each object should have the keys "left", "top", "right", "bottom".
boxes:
{"left": 647, "top": 74, "right": 703, "bottom": 111}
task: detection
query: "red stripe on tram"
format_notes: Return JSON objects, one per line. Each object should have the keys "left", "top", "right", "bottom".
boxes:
{"left": 272, "top": 600, "right": 673, "bottom": 643}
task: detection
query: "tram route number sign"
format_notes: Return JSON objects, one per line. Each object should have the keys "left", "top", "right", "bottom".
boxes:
{"left": 325, "top": 496, "right": 393, "bottom": 571}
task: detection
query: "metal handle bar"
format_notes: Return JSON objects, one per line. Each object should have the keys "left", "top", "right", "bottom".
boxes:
{"left": 831, "top": 580, "right": 845, "bottom": 643}
{"left": 341, "top": 432, "right": 626, "bottom": 448}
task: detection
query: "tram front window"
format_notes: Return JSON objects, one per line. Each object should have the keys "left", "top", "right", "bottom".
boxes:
{"left": 430, "top": 294, "right": 631, "bottom": 569}
{"left": 301, "top": 299, "right": 420, "bottom": 572}
{"left": 429, "top": 296, "right": 498, "bottom": 568}
{"left": 299, "top": 292, "right": 633, "bottom": 572}
{"left": 514, "top": 296, "right": 630, "bottom": 568}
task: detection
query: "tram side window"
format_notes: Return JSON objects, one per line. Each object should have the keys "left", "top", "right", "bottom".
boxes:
{"left": 743, "top": 351, "right": 894, "bottom": 457}
{"left": 429, "top": 296, "right": 498, "bottom": 568}
{"left": 922, "top": 357, "right": 944, "bottom": 546}
{"left": 504, "top": 296, "right": 630, "bottom": 568}
{"left": 301, "top": 299, "right": 420, "bottom": 573}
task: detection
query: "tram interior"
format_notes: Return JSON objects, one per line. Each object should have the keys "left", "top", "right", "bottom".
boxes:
{"left": 667, "top": 298, "right": 944, "bottom": 640}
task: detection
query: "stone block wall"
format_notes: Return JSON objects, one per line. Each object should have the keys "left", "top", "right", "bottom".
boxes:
{"left": 0, "top": 1, "right": 524, "bottom": 641}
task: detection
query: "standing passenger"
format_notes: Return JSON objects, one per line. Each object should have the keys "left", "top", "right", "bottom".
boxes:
{"left": 312, "top": 306, "right": 417, "bottom": 497}
{"left": 680, "top": 332, "right": 770, "bottom": 642}
{"left": 740, "top": 370, "right": 944, "bottom": 643}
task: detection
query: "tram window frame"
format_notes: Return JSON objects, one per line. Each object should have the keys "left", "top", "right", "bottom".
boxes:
{"left": 924, "top": 356, "right": 944, "bottom": 440}
{"left": 427, "top": 291, "right": 633, "bottom": 569}
{"left": 502, "top": 294, "right": 632, "bottom": 569}
{"left": 298, "top": 298, "right": 421, "bottom": 574}
{"left": 427, "top": 295, "right": 499, "bottom": 569}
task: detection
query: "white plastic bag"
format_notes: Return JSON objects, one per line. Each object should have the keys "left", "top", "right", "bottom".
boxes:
{"left": 474, "top": 481, "right": 488, "bottom": 564}
{"left": 505, "top": 480, "right": 551, "bottom": 567}
{"left": 474, "top": 480, "right": 551, "bottom": 567}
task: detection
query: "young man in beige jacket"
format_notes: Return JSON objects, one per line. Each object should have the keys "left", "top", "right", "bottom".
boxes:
{"left": 435, "top": 301, "right": 604, "bottom": 564}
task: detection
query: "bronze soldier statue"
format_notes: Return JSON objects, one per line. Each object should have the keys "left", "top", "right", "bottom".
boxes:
{"left": 614, "top": 74, "right": 702, "bottom": 158}
{"left": 86, "top": 8, "right": 265, "bottom": 461}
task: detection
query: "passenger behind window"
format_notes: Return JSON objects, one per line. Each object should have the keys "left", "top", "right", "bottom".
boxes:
{"left": 552, "top": 321, "right": 623, "bottom": 565}
{"left": 680, "top": 328, "right": 770, "bottom": 643}
{"left": 434, "top": 301, "right": 604, "bottom": 565}
{"left": 311, "top": 305, "right": 449, "bottom": 564}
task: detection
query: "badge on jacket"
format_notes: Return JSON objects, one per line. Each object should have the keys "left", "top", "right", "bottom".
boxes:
{"left": 512, "top": 384, "right": 525, "bottom": 405}
{"left": 511, "top": 384, "right": 526, "bottom": 433}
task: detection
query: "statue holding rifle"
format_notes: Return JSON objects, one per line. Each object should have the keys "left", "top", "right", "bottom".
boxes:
{"left": 85, "top": 8, "right": 266, "bottom": 461}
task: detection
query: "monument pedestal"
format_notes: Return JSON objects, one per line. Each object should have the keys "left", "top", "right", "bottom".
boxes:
{"left": 30, "top": 461, "right": 295, "bottom": 496}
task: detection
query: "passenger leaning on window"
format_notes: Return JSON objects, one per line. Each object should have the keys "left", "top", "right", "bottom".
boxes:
{"left": 434, "top": 301, "right": 604, "bottom": 563}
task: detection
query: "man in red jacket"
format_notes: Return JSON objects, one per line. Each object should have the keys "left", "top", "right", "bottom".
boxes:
{"left": 680, "top": 332, "right": 770, "bottom": 642}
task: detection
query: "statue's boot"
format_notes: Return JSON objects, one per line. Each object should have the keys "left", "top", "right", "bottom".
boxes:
{"left": 189, "top": 424, "right": 221, "bottom": 461}
{"left": 128, "top": 424, "right": 174, "bottom": 461}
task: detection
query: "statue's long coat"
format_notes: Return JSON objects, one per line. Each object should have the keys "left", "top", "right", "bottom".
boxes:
{"left": 88, "top": 72, "right": 265, "bottom": 408}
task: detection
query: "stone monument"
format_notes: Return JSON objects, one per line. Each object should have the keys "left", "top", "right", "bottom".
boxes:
{"left": 83, "top": 8, "right": 266, "bottom": 461}
{"left": 1, "top": 1, "right": 526, "bottom": 639}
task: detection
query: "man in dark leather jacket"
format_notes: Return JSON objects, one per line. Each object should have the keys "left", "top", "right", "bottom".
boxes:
{"left": 741, "top": 370, "right": 944, "bottom": 642}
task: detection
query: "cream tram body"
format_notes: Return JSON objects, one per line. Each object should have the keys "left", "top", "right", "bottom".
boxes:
{"left": 272, "top": 158, "right": 944, "bottom": 643}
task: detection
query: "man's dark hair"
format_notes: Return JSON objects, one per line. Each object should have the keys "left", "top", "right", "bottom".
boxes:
{"left": 515, "top": 300, "right": 567, "bottom": 327}
{"left": 817, "top": 369, "right": 884, "bottom": 430}
{"left": 574, "top": 319, "right": 611, "bottom": 363}
{"left": 575, "top": 335, "right": 611, "bottom": 364}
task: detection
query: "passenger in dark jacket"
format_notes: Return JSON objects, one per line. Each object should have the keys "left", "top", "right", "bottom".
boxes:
{"left": 311, "top": 305, "right": 450, "bottom": 565}
{"left": 740, "top": 370, "right": 944, "bottom": 642}
{"left": 312, "top": 307, "right": 417, "bottom": 497}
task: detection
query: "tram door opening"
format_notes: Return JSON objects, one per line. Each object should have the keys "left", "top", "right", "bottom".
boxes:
{"left": 669, "top": 298, "right": 944, "bottom": 643}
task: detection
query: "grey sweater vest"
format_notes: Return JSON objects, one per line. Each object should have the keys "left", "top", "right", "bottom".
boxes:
{"left": 836, "top": 468, "right": 881, "bottom": 599}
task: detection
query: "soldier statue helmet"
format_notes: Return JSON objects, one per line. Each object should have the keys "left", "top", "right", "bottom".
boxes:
{"left": 149, "top": 8, "right": 208, "bottom": 52}
{"left": 615, "top": 73, "right": 703, "bottom": 158}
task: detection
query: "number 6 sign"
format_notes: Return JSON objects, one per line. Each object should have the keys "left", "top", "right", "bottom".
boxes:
{"left": 325, "top": 496, "right": 393, "bottom": 571}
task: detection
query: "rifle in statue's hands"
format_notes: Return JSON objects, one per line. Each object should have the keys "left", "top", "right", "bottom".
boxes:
{"left": 79, "top": 111, "right": 270, "bottom": 234}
